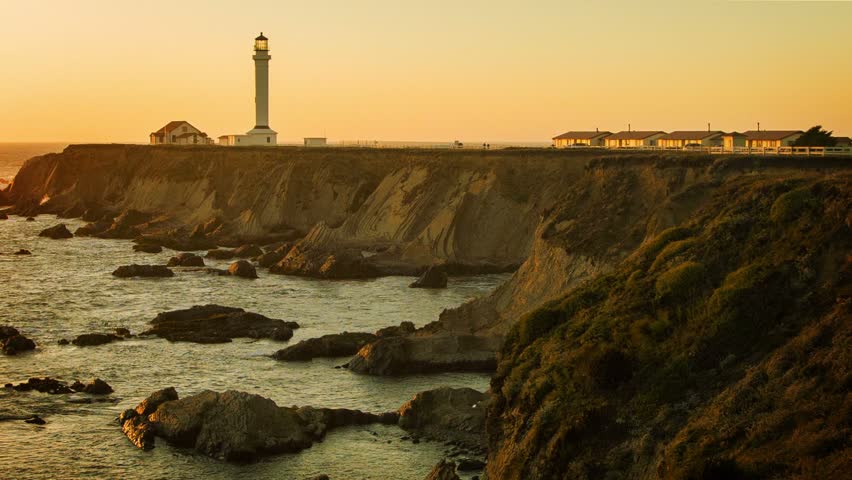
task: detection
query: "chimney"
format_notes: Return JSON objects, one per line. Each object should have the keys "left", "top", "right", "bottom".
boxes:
{"left": 708, "top": 122, "right": 711, "bottom": 132}
{"left": 628, "top": 123, "right": 631, "bottom": 132}
{"left": 596, "top": 127, "right": 599, "bottom": 133}
{"left": 757, "top": 122, "right": 760, "bottom": 132}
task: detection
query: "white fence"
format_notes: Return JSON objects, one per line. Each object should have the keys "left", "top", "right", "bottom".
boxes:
{"left": 559, "top": 145, "right": 852, "bottom": 156}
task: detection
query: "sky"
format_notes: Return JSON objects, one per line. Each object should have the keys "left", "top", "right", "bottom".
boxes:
{"left": 1, "top": 0, "right": 851, "bottom": 143}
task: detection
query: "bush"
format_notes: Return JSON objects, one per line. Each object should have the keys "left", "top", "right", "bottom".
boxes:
{"left": 769, "top": 187, "right": 817, "bottom": 223}
{"left": 516, "top": 308, "right": 563, "bottom": 347}
{"left": 588, "top": 347, "right": 633, "bottom": 390}
{"left": 643, "top": 226, "right": 695, "bottom": 259}
{"left": 650, "top": 237, "right": 698, "bottom": 271}
{"left": 655, "top": 261, "right": 706, "bottom": 303}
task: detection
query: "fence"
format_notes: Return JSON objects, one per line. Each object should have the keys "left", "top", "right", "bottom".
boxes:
{"left": 558, "top": 145, "right": 852, "bottom": 156}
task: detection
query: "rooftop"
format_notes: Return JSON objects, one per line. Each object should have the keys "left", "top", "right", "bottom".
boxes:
{"left": 553, "top": 131, "right": 612, "bottom": 140}
{"left": 607, "top": 131, "right": 666, "bottom": 140}
{"left": 743, "top": 130, "right": 803, "bottom": 141}
{"left": 659, "top": 131, "right": 724, "bottom": 140}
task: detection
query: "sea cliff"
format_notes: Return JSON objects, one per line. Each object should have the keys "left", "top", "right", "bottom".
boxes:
{"left": 4, "top": 145, "right": 850, "bottom": 477}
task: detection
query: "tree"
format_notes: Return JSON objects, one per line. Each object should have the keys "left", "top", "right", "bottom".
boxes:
{"left": 793, "top": 125, "right": 837, "bottom": 147}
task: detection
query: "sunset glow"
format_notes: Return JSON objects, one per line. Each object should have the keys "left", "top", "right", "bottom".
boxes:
{"left": 1, "top": 0, "right": 850, "bottom": 143}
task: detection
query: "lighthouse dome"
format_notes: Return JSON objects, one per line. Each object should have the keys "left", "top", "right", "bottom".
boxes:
{"left": 254, "top": 32, "right": 268, "bottom": 51}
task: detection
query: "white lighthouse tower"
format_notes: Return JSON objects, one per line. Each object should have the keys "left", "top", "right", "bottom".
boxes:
{"left": 245, "top": 32, "right": 277, "bottom": 145}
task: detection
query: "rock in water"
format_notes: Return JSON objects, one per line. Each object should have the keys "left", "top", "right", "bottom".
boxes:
{"left": 424, "top": 459, "right": 460, "bottom": 480}
{"left": 228, "top": 260, "right": 258, "bottom": 279}
{"left": 14, "top": 249, "right": 31, "bottom": 255}
{"left": 80, "top": 378, "right": 114, "bottom": 395}
{"left": 233, "top": 244, "right": 264, "bottom": 258}
{"left": 0, "top": 212, "right": 7, "bottom": 220}
{"left": 272, "top": 332, "right": 378, "bottom": 361}
{"left": 121, "top": 388, "right": 397, "bottom": 461}
{"left": 38, "top": 224, "right": 73, "bottom": 239}
{"left": 141, "top": 305, "right": 298, "bottom": 343}
{"left": 24, "top": 415, "right": 46, "bottom": 425}
{"left": 1, "top": 326, "right": 36, "bottom": 355}
{"left": 2, "top": 334, "right": 36, "bottom": 355}
{"left": 133, "top": 243, "right": 163, "bottom": 254}
{"left": 205, "top": 248, "right": 235, "bottom": 260}
{"left": 167, "top": 252, "right": 205, "bottom": 267}
{"left": 347, "top": 334, "right": 500, "bottom": 375}
{"left": 25, "top": 217, "right": 35, "bottom": 221}
{"left": 112, "top": 264, "right": 174, "bottom": 278}
{"left": 71, "top": 333, "right": 123, "bottom": 347}
{"left": 398, "top": 387, "right": 488, "bottom": 451}
{"left": 409, "top": 265, "right": 448, "bottom": 289}
{"left": 11, "top": 378, "right": 74, "bottom": 394}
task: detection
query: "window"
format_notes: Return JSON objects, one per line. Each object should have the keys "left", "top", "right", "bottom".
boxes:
{"left": 182, "top": 126, "right": 187, "bottom": 132}
{"left": 267, "top": 136, "right": 270, "bottom": 143}
{"left": 171, "top": 135, "right": 175, "bottom": 142}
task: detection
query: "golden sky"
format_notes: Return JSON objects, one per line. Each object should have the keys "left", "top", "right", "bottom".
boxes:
{"left": 1, "top": 0, "right": 851, "bottom": 143}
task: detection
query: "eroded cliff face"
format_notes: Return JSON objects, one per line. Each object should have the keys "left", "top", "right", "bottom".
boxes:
{"left": 485, "top": 169, "right": 852, "bottom": 479}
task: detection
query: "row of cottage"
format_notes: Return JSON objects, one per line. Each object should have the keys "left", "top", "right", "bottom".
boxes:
{"left": 552, "top": 129, "right": 851, "bottom": 150}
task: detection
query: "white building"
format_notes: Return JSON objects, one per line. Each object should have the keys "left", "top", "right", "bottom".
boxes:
{"left": 304, "top": 137, "right": 327, "bottom": 147}
{"left": 150, "top": 121, "right": 213, "bottom": 145}
{"left": 220, "top": 33, "right": 278, "bottom": 146}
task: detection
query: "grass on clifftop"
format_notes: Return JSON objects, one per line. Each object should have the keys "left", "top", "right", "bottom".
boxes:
{"left": 488, "top": 174, "right": 851, "bottom": 480}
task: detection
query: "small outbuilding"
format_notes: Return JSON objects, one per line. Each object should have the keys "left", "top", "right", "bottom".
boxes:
{"left": 552, "top": 131, "right": 611, "bottom": 147}
{"left": 304, "top": 137, "right": 327, "bottom": 147}
{"left": 604, "top": 131, "right": 666, "bottom": 148}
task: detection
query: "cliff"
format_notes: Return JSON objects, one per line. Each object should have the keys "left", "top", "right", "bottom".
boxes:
{"left": 5, "top": 145, "right": 851, "bottom": 476}
{"left": 6, "top": 144, "right": 607, "bottom": 275}
{"left": 486, "top": 169, "right": 851, "bottom": 479}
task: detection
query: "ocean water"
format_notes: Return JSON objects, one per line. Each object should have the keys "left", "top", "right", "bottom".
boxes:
{"left": 0, "top": 149, "right": 505, "bottom": 479}
{"left": 0, "top": 143, "right": 66, "bottom": 183}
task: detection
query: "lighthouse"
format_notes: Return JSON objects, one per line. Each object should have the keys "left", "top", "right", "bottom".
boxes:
{"left": 245, "top": 32, "right": 277, "bottom": 144}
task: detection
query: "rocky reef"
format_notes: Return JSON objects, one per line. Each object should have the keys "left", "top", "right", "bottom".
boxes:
{"left": 141, "top": 304, "right": 299, "bottom": 343}
{"left": 120, "top": 387, "right": 398, "bottom": 461}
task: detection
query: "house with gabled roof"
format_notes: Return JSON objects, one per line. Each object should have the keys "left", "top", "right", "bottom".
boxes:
{"left": 552, "top": 130, "right": 612, "bottom": 147}
{"left": 150, "top": 121, "right": 213, "bottom": 145}
{"left": 604, "top": 131, "right": 666, "bottom": 148}
{"left": 743, "top": 130, "right": 802, "bottom": 148}
{"left": 658, "top": 131, "right": 724, "bottom": 149}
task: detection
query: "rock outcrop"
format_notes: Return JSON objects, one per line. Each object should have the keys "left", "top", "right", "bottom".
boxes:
{"left": 347, "top": 334, "right": 501, "bottom": 375}
{"left": 133, "top": 243, "right": 163, "bottom": 254}
{"left": 273, "top": 332, "right": 377, "bottom": 361}
{"left": 38, "top": 223, "right": 73, "bottom": 239}
{"left": 167, "top": 252, "right": 205, "bottom": 267}
{"left": 7, "top": 377, "right": 113, "bottom": 395}
{"left": 227, "top": 260, "right": 258, "bottom": 279}
{"left": 120, "top": 388, "right": 398, "bottom": 461}
{"left": 141, "top": 305, "right": 298, "bottom": 343}
{"left": 399, "top": 387, "right": 488, "bottom": 451}
{"left": 70, "top": 333, "right": 123, "bottom": 347}
{"left": 1, "top": 326, "right": 36, "bottom": 355}
{"left": 424, "top": 460, "right": 461, "bottom": 480}
{"left": 112, "top": 264, "right": 174, "bottom": 278}
{"left": 409, "top": 265, "right": 448, "bottom": 289}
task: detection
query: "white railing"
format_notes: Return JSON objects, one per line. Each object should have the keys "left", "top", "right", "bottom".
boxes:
{"left": 556, "top": 144, "right": 852, "bottom": 156}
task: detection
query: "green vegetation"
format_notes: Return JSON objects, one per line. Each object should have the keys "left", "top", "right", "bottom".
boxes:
{"left": 792, "top": 125, "right": 837, "bottom": 147}
{"left": 489, "top": 174, "right": 852, "bottom": 479}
